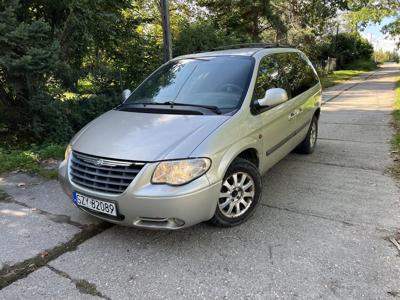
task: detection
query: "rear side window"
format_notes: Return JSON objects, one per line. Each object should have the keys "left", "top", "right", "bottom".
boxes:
{"left": 275, "top": 52, "right": 319, "bottom": 98}
{"left": 252, "top": 55, "right": 290, "bottom": 100}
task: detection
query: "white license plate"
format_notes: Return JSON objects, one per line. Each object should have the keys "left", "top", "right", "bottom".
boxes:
{"left": 73, "top": 192, "right": 117, "bottom": 217}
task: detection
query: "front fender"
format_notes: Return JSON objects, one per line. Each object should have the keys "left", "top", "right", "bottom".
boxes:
{"left": 205, "top": 136, "right": 262, "bottom": 185}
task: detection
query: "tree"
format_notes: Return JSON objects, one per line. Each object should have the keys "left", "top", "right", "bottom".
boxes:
{"left": 198, "top": 0, "right": 287, "bottom": 42}
{"left": 173, "top": 21, "right": 244, "bottom": 56}
{"left": 319, "top": 32, "right": 374, "bottom": 67}
{"left": 346, "top": 0, "right": 400, "bottom": 48}
{"left": 0, "top": 1, "right": 66, "bottom": 140}
{"left": 382, "top": 19, "right": 400, "bottom": 48}
{"left": 0, "top": 0, "right": 382, "bottom": 146}
{"left": 0, "top": 0, "right": 147, "bottom": 143}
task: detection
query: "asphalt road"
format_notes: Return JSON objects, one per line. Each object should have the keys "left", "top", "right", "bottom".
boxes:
{"left": 1, "top": 64, "right": 399, "bottom": 299}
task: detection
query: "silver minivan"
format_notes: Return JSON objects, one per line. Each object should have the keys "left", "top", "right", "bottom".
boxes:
{"left": 59, "top": 45, "right": 321, "bottom": 229}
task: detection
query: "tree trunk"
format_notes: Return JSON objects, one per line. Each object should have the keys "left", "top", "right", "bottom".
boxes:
{"left": 252, "top": 14, "right": 260, "bottom": 42}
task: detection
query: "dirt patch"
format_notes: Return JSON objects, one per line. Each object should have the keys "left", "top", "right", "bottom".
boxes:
{"left": 47, "top": 265, "right": 110, "bottom": 299}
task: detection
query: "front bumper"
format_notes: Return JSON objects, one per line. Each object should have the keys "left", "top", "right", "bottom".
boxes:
{"left": 58, "top": 157, "right": 221, "bottom": 229}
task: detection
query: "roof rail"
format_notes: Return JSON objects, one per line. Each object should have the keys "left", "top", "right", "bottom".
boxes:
{"left": 210, "top": 42, "right": 293, "bottom": 51}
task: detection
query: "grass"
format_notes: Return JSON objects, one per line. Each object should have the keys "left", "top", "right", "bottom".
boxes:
{"left": 320, "top": 59, "right": 379, "bottom": 89}
{"left": 391, "top": 77, "right": 400, "bottom": 177}
{"left": 0, "top": 144, "right": 66, "bottom": 179}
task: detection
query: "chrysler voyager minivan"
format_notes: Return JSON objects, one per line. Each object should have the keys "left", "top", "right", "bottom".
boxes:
{"left": 59, "top": 44, "right": 321, "bottom": 229}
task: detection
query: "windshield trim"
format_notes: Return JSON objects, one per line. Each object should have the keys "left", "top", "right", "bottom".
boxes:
{"left": 122, "top": 55, "right": 256, "bottom": 115}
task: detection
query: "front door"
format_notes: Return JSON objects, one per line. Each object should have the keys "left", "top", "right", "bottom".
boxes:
{"left": 252, "top": 53, "right": 299, "bottom": 171}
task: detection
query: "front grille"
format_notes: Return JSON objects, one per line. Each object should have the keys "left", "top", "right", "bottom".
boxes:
{"left": 70, "top": 152, "right": 145, "bottom": 194}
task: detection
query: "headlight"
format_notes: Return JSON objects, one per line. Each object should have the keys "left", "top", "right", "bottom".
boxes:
{"left": 152, "top": 158, "right": 211, "bottom": 186}
{"left": 64, "top": 144, "right": 72, "bottom": 160}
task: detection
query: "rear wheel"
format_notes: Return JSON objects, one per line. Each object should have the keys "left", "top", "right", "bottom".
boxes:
{"left": 210, "top": 158, "right": 262, "bottom": 227}
{"left": 296, "top": 115, "right": 318, "bottom": 154}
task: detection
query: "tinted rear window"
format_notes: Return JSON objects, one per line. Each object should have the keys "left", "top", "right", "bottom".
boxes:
{"left": 275, "top": 52, "right": 319, "bottom": 98}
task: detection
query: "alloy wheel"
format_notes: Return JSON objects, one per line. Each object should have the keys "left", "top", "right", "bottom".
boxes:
{"left": 218, "top": 172, "right": 255, "bottom": 218}
{"left": 310, "top": 121, "right": 317, "bottom": 148}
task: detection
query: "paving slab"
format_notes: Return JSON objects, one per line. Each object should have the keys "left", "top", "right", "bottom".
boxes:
{"left": 320, "top": 110, "right": 392, "bottom": 126}
{"left": 321, "top": 71, "right": 376, "bottom": 103}
{"left": 286, "top": 138, "right": 392, "bottom": 171}
{"left": 263, "top": 159, "right": 400, "bottom": 230}
{"left": 318, "top": 122, "right": 392, "bottom": 143}
{"left": 0, "top": 267, "right": 102, "bottom": 300}
{"left": 0, "top": 202, "right": 79, "bottom": 267}
{"left": 0, "top": 173, "right": 99, "bottom": 226}
{"left": 47, "top": 207, "right": 400, "bottom": 300}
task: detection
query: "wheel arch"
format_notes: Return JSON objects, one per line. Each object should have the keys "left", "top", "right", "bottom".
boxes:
{"left": 236, "top": 148, "right": 259, "bottom": 168}
{"left": 314, "top": 107, "right": 321, "bottom": 120}
{"left": 207, "top": 139, "right": 262, "bottom": 185}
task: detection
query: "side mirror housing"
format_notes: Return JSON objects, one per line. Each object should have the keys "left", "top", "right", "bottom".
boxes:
{"left": 121, "top": 89, "right": 131, "bottom": 102}
{"left": 256, "top": 88, "right": 288, "bottom": 108}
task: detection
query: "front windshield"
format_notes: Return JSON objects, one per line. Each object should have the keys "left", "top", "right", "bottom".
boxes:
{"left": 124, "top": 56, "right": 254, "bottom": 112}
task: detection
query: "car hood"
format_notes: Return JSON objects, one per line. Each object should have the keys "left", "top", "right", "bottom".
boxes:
{"left": 72, "top": 110, "right": 230, "bottom": 161}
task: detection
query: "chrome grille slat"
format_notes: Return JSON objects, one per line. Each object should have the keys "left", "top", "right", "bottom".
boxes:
{"left": 70, "top": 165, "right": 135, "bottom": 180}
{"left": 71, "top": 178, "right": 125, "bottom": 193}
{"left": 71, "top": 157, "right": 141, "bottom": 173}
{"left": 70, "top": 152, "right": 145, "bottom": 194}
{"left": 70, "top": 171, "right": 130, "bottom": 186}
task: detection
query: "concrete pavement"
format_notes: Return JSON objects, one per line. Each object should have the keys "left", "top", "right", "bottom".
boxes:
{"left": 1, "top": 64, "right": 399, "bottom": 299}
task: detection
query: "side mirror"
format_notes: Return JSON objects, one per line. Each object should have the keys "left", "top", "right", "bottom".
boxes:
{"left": 256, "top": 88, "right": 288, "bottom": 108}
{"left": 121, "top": 89, "right": 131, "bottom": 102}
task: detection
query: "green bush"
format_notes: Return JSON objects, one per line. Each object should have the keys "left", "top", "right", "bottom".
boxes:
{"left": 320, "top": 32, "right": 374, "bottom": 68}
{"left": 65, "top": 94, "right": 121, "bottom": 135}
{"left": 0, "top": 143, "right": 65, "bottom": 178}
{"left": 342, "top": 59, "right": 378, "bottom": 71}
{"left": 1, "top": 93, "right": 121, "bottom": 146}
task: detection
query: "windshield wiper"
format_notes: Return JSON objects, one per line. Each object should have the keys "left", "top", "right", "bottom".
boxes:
{"left": 119, "top": 102, "right": 222, "bottom": 115}
{"left": 162, "top": 101, "right": 222, "bottom": 115}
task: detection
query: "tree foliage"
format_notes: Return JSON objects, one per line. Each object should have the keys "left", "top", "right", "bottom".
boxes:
{"left": 346, "top": 0, "right": 400, "bottom": 47}
{"left": 320, "top": 32, "right": 374, "bottom": 67}
{"left": 0, "top": 0, "right": 378, "bottom": 146}
{"left": 198, "top": 0, "right": 287, "bottom": 41}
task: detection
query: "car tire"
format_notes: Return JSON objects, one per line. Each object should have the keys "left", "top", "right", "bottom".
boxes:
{"left": 296, "top": 115, "right": 318, "bottom": 154}
{"left": 209, "top": 158, "right": 262, "bottom": 227}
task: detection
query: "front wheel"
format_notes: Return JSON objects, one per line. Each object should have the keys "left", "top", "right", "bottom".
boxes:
{"left": 295, "top": 116, "right": 318, "bottom": 154}
{"left": 209, "top": 158, "right": 262, "bottom": 227}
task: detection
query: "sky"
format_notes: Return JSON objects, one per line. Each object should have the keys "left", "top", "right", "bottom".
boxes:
{"left": 360, "top": 16, "right": 399, "bottom": 52}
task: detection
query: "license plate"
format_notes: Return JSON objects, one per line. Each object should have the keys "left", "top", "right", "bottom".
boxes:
{"left": 72, "top": 192, "right": 117, "bottom": 217}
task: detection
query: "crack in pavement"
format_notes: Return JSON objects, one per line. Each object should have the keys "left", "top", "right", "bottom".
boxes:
{"left": 0, "top": 221, "right": 113, "bottom": 290}
{"left": 259, "top": 203, "right": 397, "bottom": 234}
{"left": 284, "top": 158, "right": 385, "bottom": 172}
{"left": 0, "top": 190, "right": 84, "bottom": 229}
{"left": 318, "top": 137, "right": 387, "bottom": 144}
{"left": 387, "top": 290, "right": 400, "bottom": 298}
{"left": 47, "top": 265, "right": 111, "bottom": 300}
{"left": 320, "top": 122, "right": 391, "bottom": 127}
